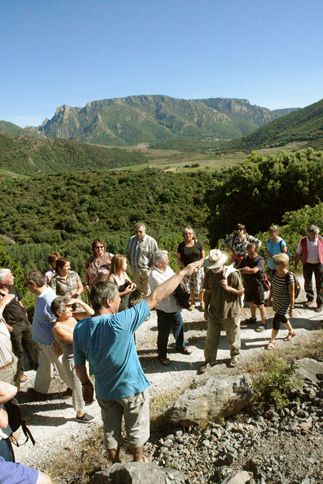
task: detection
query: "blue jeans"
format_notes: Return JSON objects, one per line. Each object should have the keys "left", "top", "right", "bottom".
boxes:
{"left": 0, "top": 437, "right": 15, "bottom": 462}
{"left": 156, "top": 310, "right": 185, "bottom": 359}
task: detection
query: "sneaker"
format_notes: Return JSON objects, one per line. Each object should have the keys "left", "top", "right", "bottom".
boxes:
{"left": 241, "top": 317, "right": 257, "bottom": 325}
{"left": 228, "top": 356, "right": 240, "bottom": 368}
{"left": 158, "top": 358, "right": 171, "bottom": 366}
{"left": 177, "top": 347, "right": 192, "bottom": 355}
{"left": 198, "top": 362, "right": 215, "bottom": 374}
{"left": 76, "top": 413, "right": 95, "bottom": 423}
{"left": 315, "top": 304, "right": 322, "bottom": 313}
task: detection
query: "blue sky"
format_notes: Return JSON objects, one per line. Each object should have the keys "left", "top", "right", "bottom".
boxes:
{"left": 1, "top": 0, "right": 322, "bottom": 126}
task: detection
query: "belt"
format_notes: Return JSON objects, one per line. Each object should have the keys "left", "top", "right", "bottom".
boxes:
{"left": 0, "top": 358, "right": 14, "bottom": 371}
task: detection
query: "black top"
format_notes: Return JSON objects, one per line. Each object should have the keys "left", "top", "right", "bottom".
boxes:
{"left": 2, "top": 286, "right": 28, "bottom": 325}
{"left": 177, "top": 240, "right": 203, "bottom": 266}
{"left": 240, "top": 256, "right": 264, "bottom": 288}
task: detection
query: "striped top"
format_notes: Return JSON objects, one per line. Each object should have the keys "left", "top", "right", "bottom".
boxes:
{"left": 127, "top": 234, "right": 158, "bottom": 273}
{"left": 272, "top": 271, "right": 295, "bottom": 315}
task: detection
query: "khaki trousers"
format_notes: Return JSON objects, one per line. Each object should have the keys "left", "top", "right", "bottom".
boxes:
{"left": 34, "top": 343, "right": 70, "bottom": 394}
{"left": 0, "top": 357, "right": 18, "bottom": 385}
{"left": 62, "top": 357, "right": 85, "bottom": 413}
{"left": 204, "top": 314, "right": 241, "bottom": 364}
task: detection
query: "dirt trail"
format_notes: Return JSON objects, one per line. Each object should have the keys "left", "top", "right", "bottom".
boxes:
{"left": 15, "top": 291, "right": 322, "bottom": 469}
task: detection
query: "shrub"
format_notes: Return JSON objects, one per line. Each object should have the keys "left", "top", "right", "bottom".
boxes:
{"left": 251, "top": 353, "right": 301, "bottom": 410}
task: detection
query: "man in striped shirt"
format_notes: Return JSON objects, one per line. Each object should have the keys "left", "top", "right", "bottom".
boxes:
{"left": 127, "top": 223, "right": 158, "bottom": 297}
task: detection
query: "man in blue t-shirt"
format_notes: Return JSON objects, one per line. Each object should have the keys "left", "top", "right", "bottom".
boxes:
{"left": 25, "top": 270, "right": 70, "bottom": 395}
{"left": 74, "top": 260, "right": 200, "bottom": 463}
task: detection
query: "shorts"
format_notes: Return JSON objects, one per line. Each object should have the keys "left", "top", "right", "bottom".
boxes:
{"left": 272, "top": 313, "right": 288, "bottom": 330}
{"left": 98, "top": 389, "right": 150, "bottom": 449}
{"left": 244, "top": 282, "right": 264, "bottom": 306}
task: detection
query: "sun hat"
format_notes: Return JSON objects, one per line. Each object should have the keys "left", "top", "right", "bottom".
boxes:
{"left": 204, "top": 249, "right": 228, "bottom": 271}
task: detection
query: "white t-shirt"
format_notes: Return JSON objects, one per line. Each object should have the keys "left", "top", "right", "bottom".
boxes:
{"left": 149, "top": 266, "right": 181, "bottom": 313}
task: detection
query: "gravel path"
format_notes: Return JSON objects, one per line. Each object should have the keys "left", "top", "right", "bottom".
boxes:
{"left": 15, "top": 291, "right": 322, "bottom": 471}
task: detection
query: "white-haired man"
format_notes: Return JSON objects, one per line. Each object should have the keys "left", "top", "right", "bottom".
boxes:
{"left": 199, "top": 249, "right": 244, "bottom": 373}
{"left": 149, "top": 250, "right": 191, "bottom": 365}
{"left": 295, "top": 225, "right": 322, "bottom": 312}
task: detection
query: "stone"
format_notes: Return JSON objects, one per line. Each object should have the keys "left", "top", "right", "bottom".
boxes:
{"left": 222, "top": 470, "right": 251, "bottom": 484}
{"left": 168, "top": 374, "right": 252, "bottom": 427}
{"left": 90, "top": 463, "right": 186, "bottom": 484}
{"left": 297, "top": 358, "right": 323, "bottom": 384}
{"left": 299, "top": 417, "right": 313, "bottom": 432}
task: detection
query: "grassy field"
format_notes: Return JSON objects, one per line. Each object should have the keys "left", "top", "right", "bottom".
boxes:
{"left": 115, "top": 141, "right": 309, "bottom": 173}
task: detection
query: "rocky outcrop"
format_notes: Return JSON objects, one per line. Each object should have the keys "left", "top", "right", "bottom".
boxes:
{"left": 168, "top": 374, "right": 253, "bottom": 427}
{"left": 90, "top": 462, "right": 185, "bottom": 484}
{"left": 296, "top": 358, "right": 323, "bottom": 384}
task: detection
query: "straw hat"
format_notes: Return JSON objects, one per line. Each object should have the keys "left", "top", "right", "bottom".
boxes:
{"left": 204, "top": 249, "right": 228, "bottom": 271}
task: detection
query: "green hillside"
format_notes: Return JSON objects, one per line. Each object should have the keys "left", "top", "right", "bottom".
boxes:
{"left": 0, "top": 149, "right": 321, "bottom": 281}
{"left": 0, "top": 134, "right": 147, "bottom": 175}
{"left": 0, "top": 121, "right": 23, "bottom": 136}
{"left": 224, "top": 98, "right": 323, "bottom": 151}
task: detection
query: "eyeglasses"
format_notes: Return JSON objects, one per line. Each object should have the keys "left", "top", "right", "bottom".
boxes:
{"left": 95, "top": 246, "right": 104, "bottom": 250}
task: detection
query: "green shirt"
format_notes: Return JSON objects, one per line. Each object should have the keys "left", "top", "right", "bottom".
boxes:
{"left": 204, "top": 269, "right": 243, "bottom": 319}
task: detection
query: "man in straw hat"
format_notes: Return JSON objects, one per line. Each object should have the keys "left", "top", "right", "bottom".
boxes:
{"left": 199, "top": 249, "right": 244, "bottom": 373}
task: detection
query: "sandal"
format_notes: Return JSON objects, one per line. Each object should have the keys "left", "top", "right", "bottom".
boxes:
{"left": 265, "top": 341, "right": 276, "bottom": 350}
{"left": 255, "top": 324, "right": 267, "bottom": 333}
{"left": 284, "top": 331, "right": 296, "bottom": 341}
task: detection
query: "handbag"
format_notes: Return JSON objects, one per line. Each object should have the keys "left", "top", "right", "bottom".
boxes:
{"left": 4, "top": 400, "right": 35, "bottom": 446}
{"left": 173, "top": 282, "right": 190, "bottom": 309}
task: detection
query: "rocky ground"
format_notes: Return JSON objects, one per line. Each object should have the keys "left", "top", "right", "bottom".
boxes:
{"left": 14, "top": 290, "right": 323, "bottom": 483}
{"left": 146, "top": 376, "right": 323, "bottom": 483}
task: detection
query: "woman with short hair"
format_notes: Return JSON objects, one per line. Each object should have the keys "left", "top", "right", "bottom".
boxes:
{"left": 265, "top": 253, "right": 296, "bottom": 350}
{"left": 177, "top": 227, "right": 205, "bottom": 310}
{"left": 51, "top": 296, "right": 94, "bottom": 423}
{"left": 266, "top": 225, "right": 288, "bottom": 275}
{"left": 85, "top": 239, "right": 114, "bottom": 290}
{"left": 223, "top": 223, "right": 261, "bottom": 267}
{"left": 50, "top": 257, "right": 83, "bottom": 298}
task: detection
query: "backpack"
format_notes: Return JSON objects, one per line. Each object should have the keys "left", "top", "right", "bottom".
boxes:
{"left": 285, "top": 271, "right": 301, "bottom": 300}
{"left": 261, "top": 272, "right": 271, "bottom": 292}
{"left": 4, "top": 400, "right": 35, "bottom": 447}
{"left": 173, "top": 281, "right": 190, "bottom": 309}
{"left": 279, "top": 239, "right": 291, "bottom": 257}
{"left": 223, "top": 264, "right": 244, "bottom": 307}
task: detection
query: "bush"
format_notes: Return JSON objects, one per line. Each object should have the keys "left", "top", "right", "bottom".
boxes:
{"left": 251, "top": 353, "right": 301, "bottom": 410}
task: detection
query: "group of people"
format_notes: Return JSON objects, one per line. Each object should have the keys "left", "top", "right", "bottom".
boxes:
{"left": 0, "top": 221, "right": 322, "bottom": 473}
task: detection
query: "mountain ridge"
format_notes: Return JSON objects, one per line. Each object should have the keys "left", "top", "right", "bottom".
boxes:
{"left": 36, "top": 95, "right": 299, "bottom": 147}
